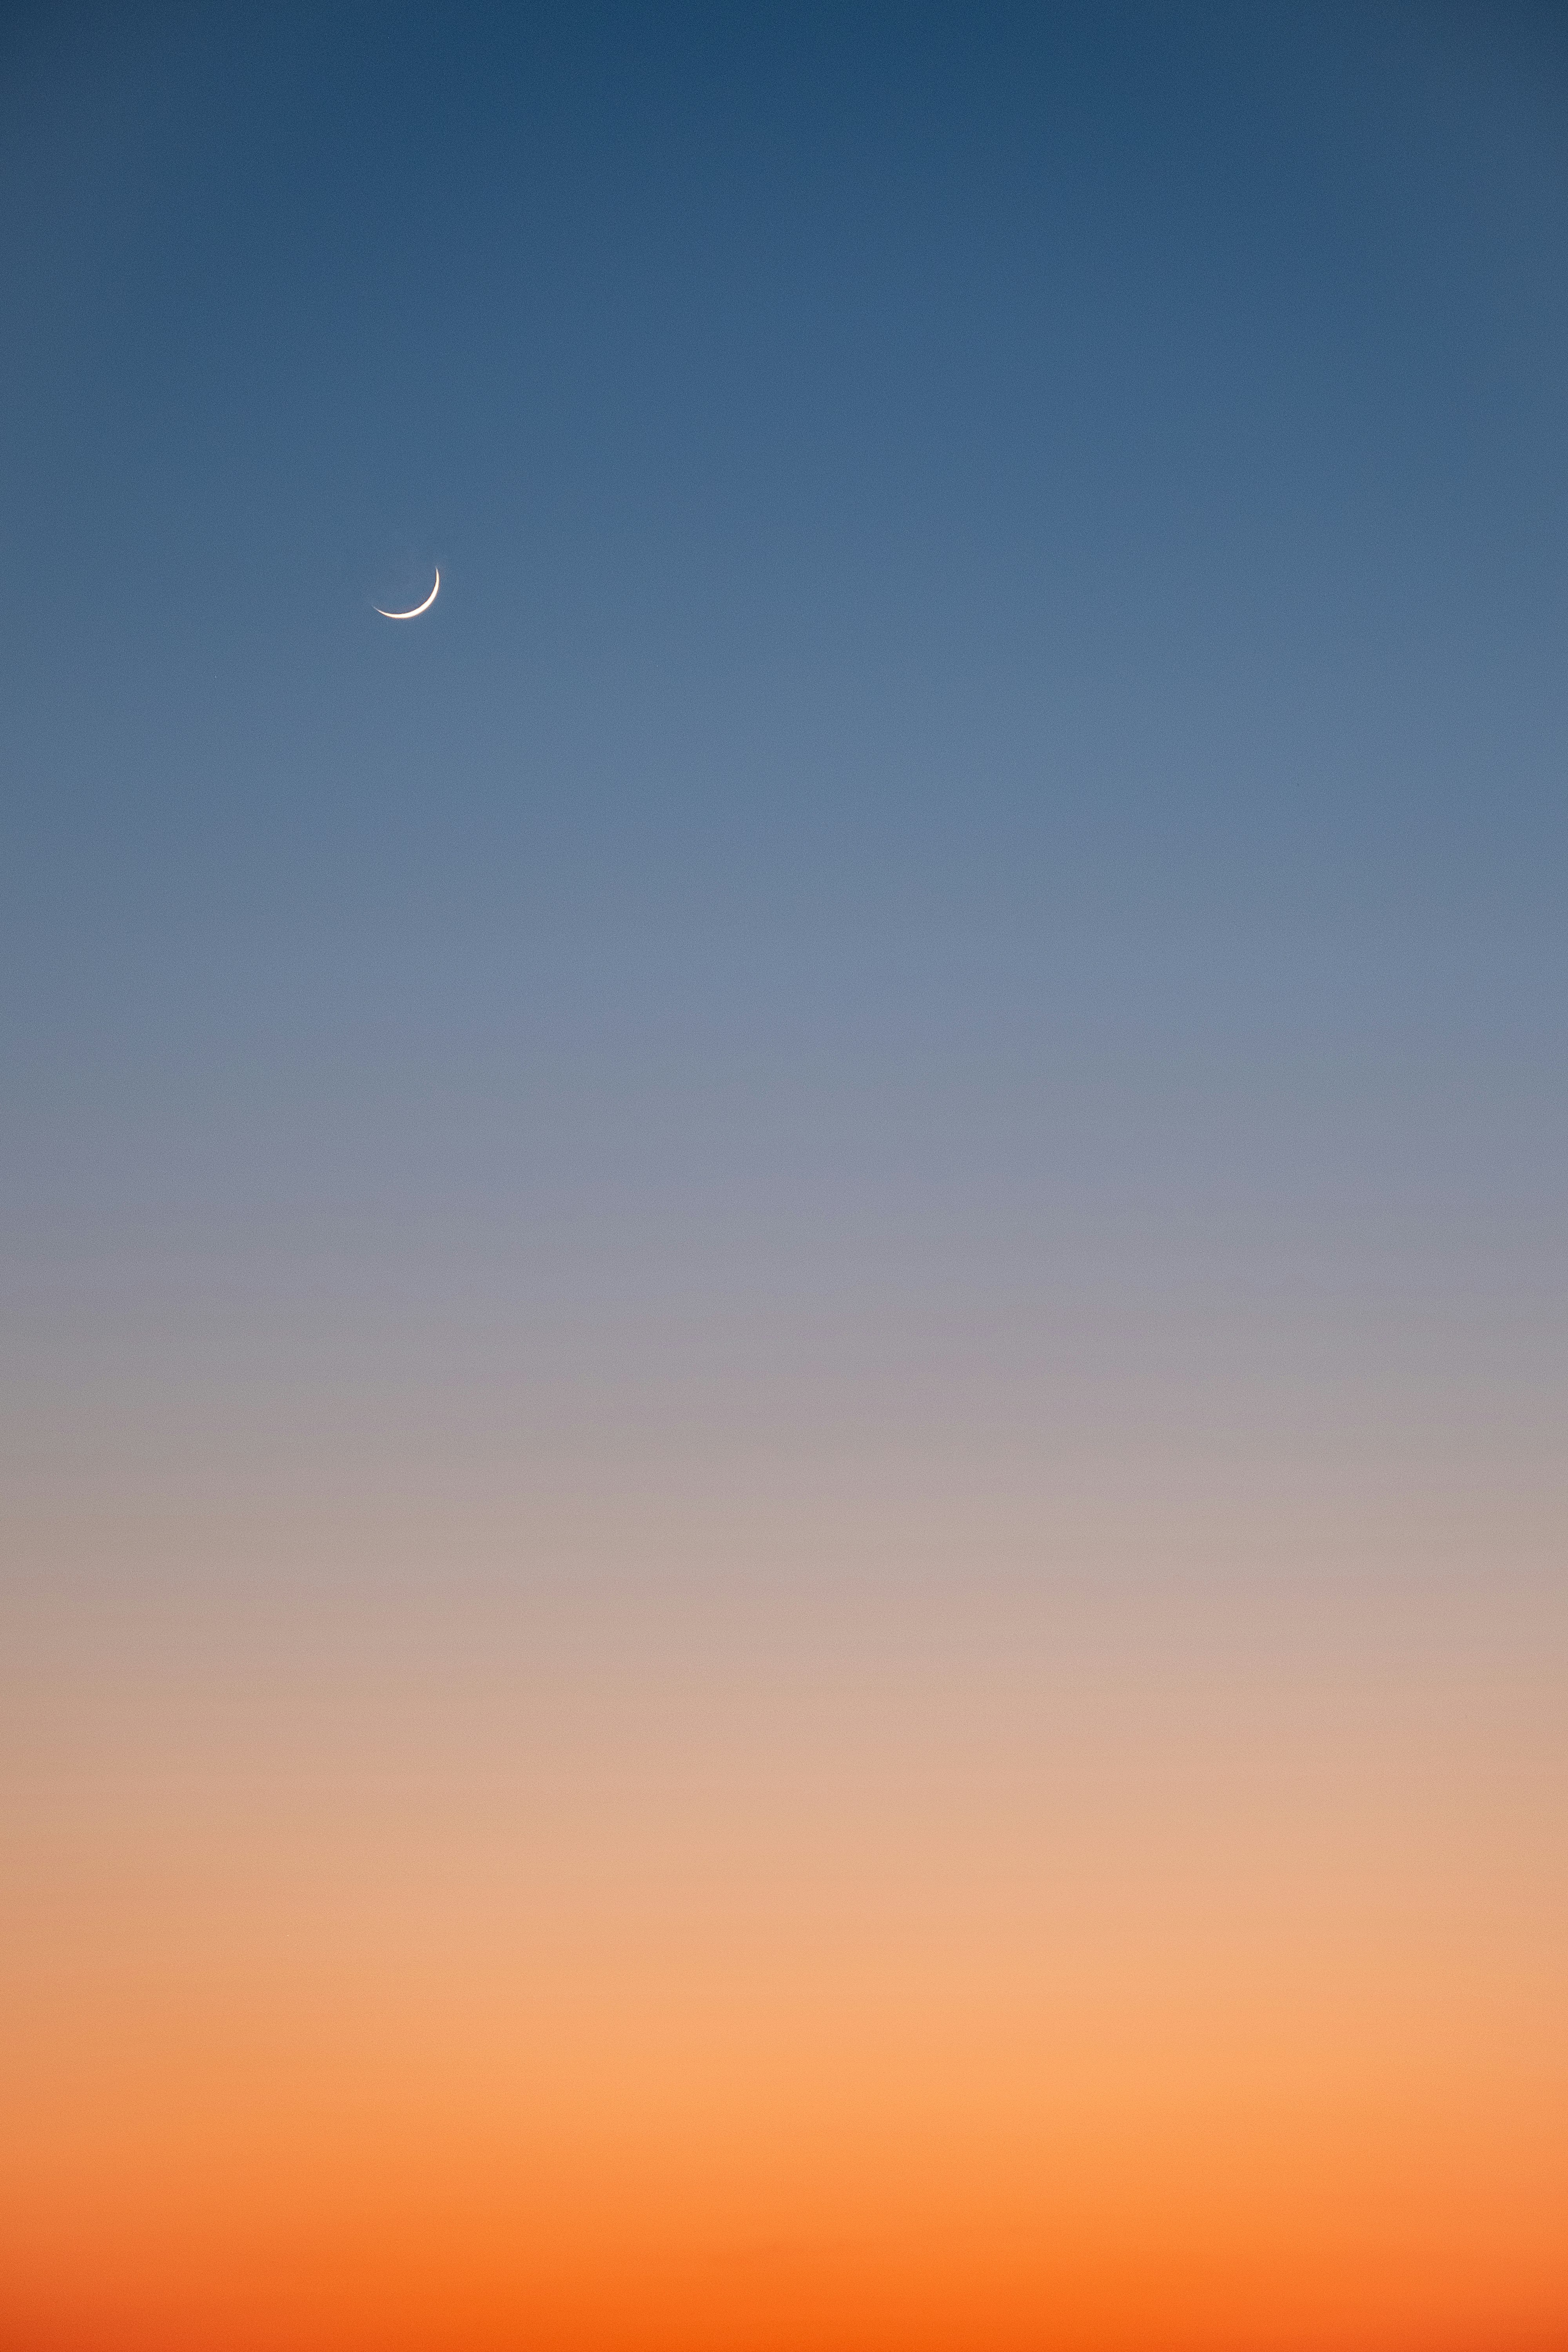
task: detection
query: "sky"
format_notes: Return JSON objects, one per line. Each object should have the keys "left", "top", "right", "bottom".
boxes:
{"left": 2, "top": 5, "right": 1566, "bottom": 2348}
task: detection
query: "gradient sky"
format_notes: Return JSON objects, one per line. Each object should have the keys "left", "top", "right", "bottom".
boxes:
{"left": 3, "top": 7, "right": 1566, "bottom": 2349}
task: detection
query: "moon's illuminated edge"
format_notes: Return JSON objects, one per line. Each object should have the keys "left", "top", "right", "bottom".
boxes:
{"left": 375, "top": 569, "right": 440, "bottom": 619}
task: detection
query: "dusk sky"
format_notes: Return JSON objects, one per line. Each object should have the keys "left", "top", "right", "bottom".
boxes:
{"left": 3, "top": 7, "right": 1566, "bottom": 2349}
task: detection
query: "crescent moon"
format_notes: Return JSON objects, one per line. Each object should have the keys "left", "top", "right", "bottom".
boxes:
{"left": 375, "top": 569, "right": 440, "bottom": 619}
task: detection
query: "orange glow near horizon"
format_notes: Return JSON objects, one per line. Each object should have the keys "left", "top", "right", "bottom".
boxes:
{"left": 5, "top": 1531, "right": 1564, "bottom": 2352}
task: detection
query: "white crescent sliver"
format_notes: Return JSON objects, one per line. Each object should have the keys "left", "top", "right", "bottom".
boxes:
{"left": 375, "top": 569, "right": 440, "bottom": 619}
